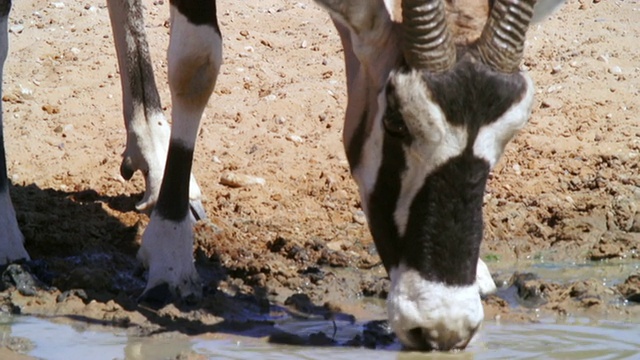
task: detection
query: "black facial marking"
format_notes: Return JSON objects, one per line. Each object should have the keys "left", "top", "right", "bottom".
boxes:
{"left": 171, "top": 0, "right": 220, "bottom": 34}
{"left": 0, "top": 122, "right": 8, "bottom": 193}
{"left": 345, "top": 109, "right": 368, "bottom": 170}
{"left": 366, "top": 124, "right": 408, "bottom": 272}
{"left": 366, "top": 52, "right": 527, "bottom": 284}
{"left": 402, "top": 153, "right": 490, "bottom": 286}
{"left": 424, "top": 52, "right": 527, "bottom": 145}
{"left": 383, "top": 83, "right": 410, "bottom": 140}
{"left": 155, "top": 141, "right": 194, "bottom": 221}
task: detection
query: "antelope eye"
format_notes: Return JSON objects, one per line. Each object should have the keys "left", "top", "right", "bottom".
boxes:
{"left": 383, "top": 102, "right": 408, "bottom": 138}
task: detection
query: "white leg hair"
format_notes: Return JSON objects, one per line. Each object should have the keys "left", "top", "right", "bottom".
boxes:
{"left": 137, "top": 7, "right": 221, "bottom": 297}
{"left": 107, "top": 0, "right": 206, "bottom": 214}
{"left": 138, "top": 213, "right": 199, "bottom": 297}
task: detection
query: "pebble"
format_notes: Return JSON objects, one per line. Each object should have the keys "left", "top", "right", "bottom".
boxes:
{"left": 512, "top": 164, "right": 522, "bottom": 176}
{"left": 546, "top": 84, "right": 563, "bottom": 93}
{"left": 608, "top": 66, "right": 622, "bottom": 75}
{"left": 353, "top": 210, "right": 367, "bottom": 225}
{"left": 286, "top": 134, "right": 303, "bottom": 144}
{"left": 9, "top": 24, "right": 24, "bottom": 34}
{"left": 219, "top": 172, "right": 265, "bottom": 188}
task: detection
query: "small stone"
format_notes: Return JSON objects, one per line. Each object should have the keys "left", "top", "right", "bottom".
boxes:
{"left": 219, "top": 172, "right": 265, "bottom": 188}
{"left": 286, "top": 134, "right": 303, "bottom": 144}
{"left": 9, "top": 24, "right": 24, "bottom": 34}
{"left": 551, "top": 65, "right": 562, "bottom": 74}
{"left": 608, "top": 66, "right": 622, "bottom": 75}
{"left": 42, "top": 104, "right": 60, "bottom": 114}
{"left": 512, "top": 163, "right": 522, "bottom": 175}
{"left": 353, "top": 210, "right": 367, "bottom": 225}
{"left": 547, "top": 84, "right": 563, "bottom": 93}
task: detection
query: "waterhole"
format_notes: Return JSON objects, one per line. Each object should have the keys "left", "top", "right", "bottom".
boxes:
{"left": 2, "top": 315, "right": 639, "bottom": 359}
{"left": 1, "top": 259, "right": 638, "bottom": 359}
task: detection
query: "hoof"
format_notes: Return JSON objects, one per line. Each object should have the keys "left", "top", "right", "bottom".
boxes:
{"left": 138, "top": 282, "right": 202, "bottom": 309}
{"left": 119, "top": 156, "right": 137, "bottom": 181}
{"left": 189, "top": 199, "right": 207, "bottom": 221}
{"left": 138, "top": 283, "right": 173, "bottom": 309}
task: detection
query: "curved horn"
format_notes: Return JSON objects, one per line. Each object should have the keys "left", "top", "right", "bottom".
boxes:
{"left": 402, "top": 0, "right": 456, "bottom": 72}
{"left": 477, "top": 0, "right": 537, "bottom": 73}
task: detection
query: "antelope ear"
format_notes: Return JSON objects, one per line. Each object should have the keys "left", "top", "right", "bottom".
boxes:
{"left": 313, "top": 0, "right": 391, "bottom": 37}
{"left": 314, "top": 0, "right": 398, "bottom": 88}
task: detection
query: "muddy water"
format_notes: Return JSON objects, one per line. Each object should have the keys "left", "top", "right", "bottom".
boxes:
{"left": 489, "top": 258, "right": 640, "bottom": 286}
{"left": 2, "top": 260, "right": 639, "bottom": 359}
{"left": 3, "top": 315, "right": 639, "bottom": 359}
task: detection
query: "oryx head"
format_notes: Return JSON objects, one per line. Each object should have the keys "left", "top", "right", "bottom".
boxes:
{"left": 316, "top": 0, "right": 541, "bottom": 351}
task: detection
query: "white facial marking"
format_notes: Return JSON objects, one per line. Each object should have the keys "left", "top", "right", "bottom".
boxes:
{"left": 473, "top": 74, "right": 535, "bottom": 168}
{"left": 388, "top": 262, "right": 484, "bottom": 350}
{"left": 352, "top": 71, "right": 470, "bottom": 235}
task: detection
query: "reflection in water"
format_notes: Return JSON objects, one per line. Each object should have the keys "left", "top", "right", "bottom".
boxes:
{"left": 2, "top": 315, "right": 639, "bottom": 359}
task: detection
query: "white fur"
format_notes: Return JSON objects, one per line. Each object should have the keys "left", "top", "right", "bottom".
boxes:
{"left": 350, "top": 92, "right": 386, "bottom": 216}
{"left": 168, "top": 8, "right": 222, "bottom": 146}
{"left": 476, "top": 258, "right": 496, "bottom": 295}
{"left": 473, "top": 74, "right": 534, "bottom": 168}
{"left": 166, "top": 9, "right": 222, "bottom": 211}
{"left": 387, "top": 262, "right": 484, "bottom": 350}
{"left": 134, "top": 9, "right": 223, "bottom": 297}
{"left": 138, "top": 213, "right": 200, "bottom": 297}
{"left": 0, "top": 191, "right": 30, "bottom": 264}
{"left": 125, "top": 111, "right": 172, "bottom": 213}
{"left": 390, "top": 72, "right": 469, "bottom": 236}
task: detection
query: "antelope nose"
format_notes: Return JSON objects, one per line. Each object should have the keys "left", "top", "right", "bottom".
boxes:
{"left": 404, "top": 323, "right": 480, "bottom": 351}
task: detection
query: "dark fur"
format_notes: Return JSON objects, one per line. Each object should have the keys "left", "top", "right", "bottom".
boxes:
{"left": 171, "top": 0, "right": 220, "bottom": 33}
{"left": 367, "top": 51, "right": 527, "bottom": 285}
{"left": 155, "top": 141, "right": 194, "bottom": 221}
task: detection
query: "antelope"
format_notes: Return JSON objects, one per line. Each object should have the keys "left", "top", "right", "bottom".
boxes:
{"left": 0, "top": 0, "right": 559, "bottom": 352}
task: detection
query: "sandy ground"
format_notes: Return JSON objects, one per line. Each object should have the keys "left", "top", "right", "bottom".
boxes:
{"left": 1, "top": 0, "right": 639, "bottom": 355}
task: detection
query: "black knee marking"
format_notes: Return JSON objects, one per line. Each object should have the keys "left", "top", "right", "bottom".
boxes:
{"left": 171, "top": 0, "right": 220, "bottom": 34}
{"left": 155, "top": 141, "right": 194, "bottom": 221}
